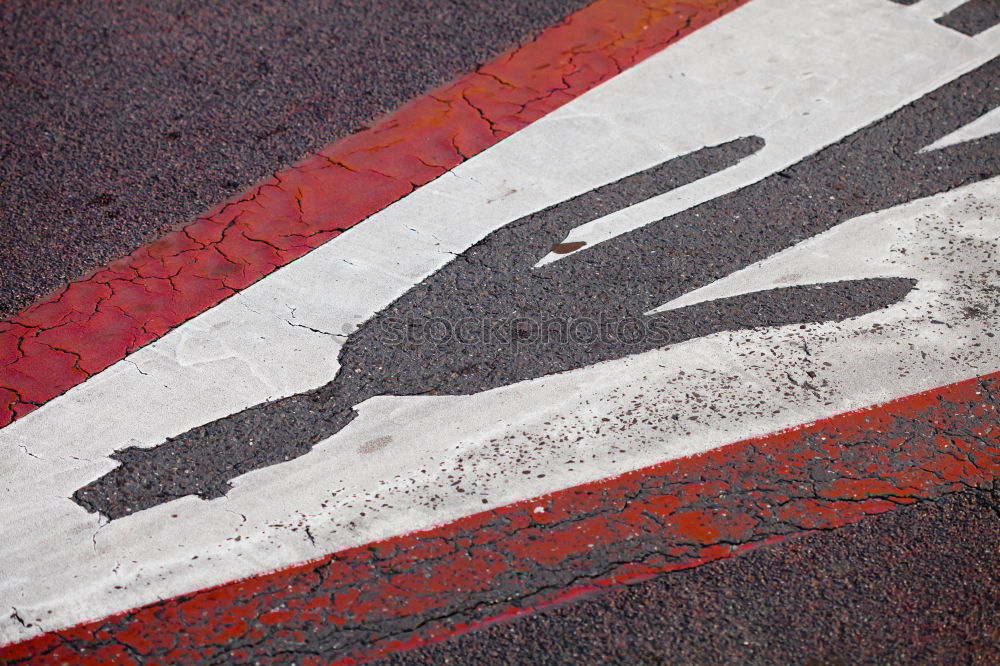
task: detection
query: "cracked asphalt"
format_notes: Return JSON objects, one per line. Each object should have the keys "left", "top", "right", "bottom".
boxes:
{"left": 383, "top": 488, "right": 1000, "bottom": 666}
{"left": 2, "top": 0, "right": 660, "bottom": 427}
{"left": 71, "top": 54, "right": 1000, "bottom": 521}
{"left": 2, "top": 0, "right": 999, "bottom": 664}
{"left": 10, "top": 374, "right": 997, "bottom": 664}
{"left": 0, "top": 0, "right": 591, "bottom": 319}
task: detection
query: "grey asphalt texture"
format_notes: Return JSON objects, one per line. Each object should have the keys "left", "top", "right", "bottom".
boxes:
{"left": 0, "top": 0, "right": 590, "bottom": 319}
{"left": 75, "top": 57, "right": 998, "bottom": 520}
{"left": 382, "top": 488, "right": 1000, "bottom": 666}
{"left": 936, "top": 0, "right": 1000, "bottom": 36}
{"left": 4, "top": 2, "right": 1000, "bottom": 664}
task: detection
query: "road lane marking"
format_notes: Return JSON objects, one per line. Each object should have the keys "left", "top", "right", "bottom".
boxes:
{"left": 2, "top": 0, "right": 998, "bottom": 655}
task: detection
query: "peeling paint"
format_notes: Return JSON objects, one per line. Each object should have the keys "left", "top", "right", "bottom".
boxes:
{"left": 0, "top": 0, "right": 748, "bottom": 430}
{"left": 2, "top": 372, "right": 997, "bottom": 664}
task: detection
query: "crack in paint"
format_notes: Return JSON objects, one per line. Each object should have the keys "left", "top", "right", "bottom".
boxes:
{"left": 5, "top": 372, "right": 998, "bottom": 663}
{"left": 0, "top": 0, "right": 746, "bottom": 431}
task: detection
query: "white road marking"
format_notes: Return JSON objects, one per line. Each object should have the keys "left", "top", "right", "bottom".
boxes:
{"left": 910, "top": 0, "right": 973, "bottom": 20}
{"left": 2, "top": 0, "right": 998, "bottom": 646}
{"left": 535, "top": 0, "right": 1000, "bottom": 265}
{"left": 651, "top": 181, "right": 997, "bottom": 312}
{"left": 920, "top": 104, "right": 1000, "bottom": 152}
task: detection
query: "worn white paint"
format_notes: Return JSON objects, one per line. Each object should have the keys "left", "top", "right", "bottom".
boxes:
{"left": 1, "top": 0, "right": 998, "bottom": 646}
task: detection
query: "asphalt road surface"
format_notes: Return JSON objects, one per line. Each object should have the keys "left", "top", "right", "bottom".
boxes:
{"left": 1, "top": 0, "right": 998, "bottom": 664}
{"left": 0, "top": 0, "right": 590, "bottom": 318}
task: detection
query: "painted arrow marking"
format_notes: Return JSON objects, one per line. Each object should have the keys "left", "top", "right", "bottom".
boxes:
{"left": 1, "top": 0, "right": 999, "bottom": 660}
{"left": 538, "top": 0, "right": 1000, "bottom": 264}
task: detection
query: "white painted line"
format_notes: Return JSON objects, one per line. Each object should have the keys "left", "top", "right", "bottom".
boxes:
{"left": 535, "top": 0, "right": 998, "bottom": 266}
{"left": 1, "top": 0, "right": 998, "bottom": 646}
{"left": 909, "top": 0, "right": 972, "bottom": 20}
{"left": 920, "top": 104, "right": 1000, "bottom": 152}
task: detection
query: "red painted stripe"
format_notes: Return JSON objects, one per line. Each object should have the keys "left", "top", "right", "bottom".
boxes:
{"left": 0, "top": 0, "right": 749, "bottom": 429}
{"left": 3, "top": 372, "right": 997, "bottom": 664}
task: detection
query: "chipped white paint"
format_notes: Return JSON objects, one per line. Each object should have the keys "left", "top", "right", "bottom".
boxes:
{"left": 2, "top": 0, "right": 999, "bottom": 646}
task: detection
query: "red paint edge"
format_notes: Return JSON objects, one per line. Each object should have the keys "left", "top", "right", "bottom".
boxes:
{"left": 4, "top": 372, "right": 998, "bottom": 664}
{"left": 0, "top": 0, "right": 750, "bottom": 429}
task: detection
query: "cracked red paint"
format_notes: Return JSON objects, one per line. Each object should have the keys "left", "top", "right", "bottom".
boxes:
{"left": 4, "top": 373, "right": 998, "bottom": 664}
{"left": 0, "top": 0, "right": 749, "bottom": 429}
